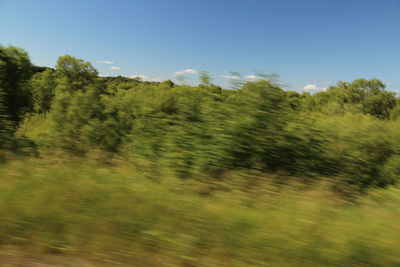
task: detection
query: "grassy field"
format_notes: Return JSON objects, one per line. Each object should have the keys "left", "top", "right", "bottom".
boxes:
{"left": 1, "top": 156, "right": 400, "bottom": 266}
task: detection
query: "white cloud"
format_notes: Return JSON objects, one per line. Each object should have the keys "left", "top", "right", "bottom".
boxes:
{"left": 129, "top": 75, "right": 162, "bottom": 82}
{"left": 97, "top": 60, "right": 114, "bottom": 65}
{"left": 110, "top": 66, "right": 121, "bottom": 70}
{"left": 245, "top": 75, "right": 260, "bottom": 80}
{"left": 303, "top": 84, "right": 318, "bottom": 90}
{"left": 303, "top": 84, "right": 326, "bottom": 91}
{"left": 220, "top": 75, "right": 240, "bottom": 80}
{"left": 129, "top": 74, "right": 148, "bottom": 80}
{"left": 174, "top": 69, "right": 198, "bottom": 75}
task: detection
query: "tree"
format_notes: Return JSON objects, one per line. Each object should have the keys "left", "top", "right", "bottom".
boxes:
{"left": 55, "top": 55, "right": 98, "bottom": 93}
{"left": 199, "top": 70, "right": 211, "bottom": 86}
{"left": 0, "top": 45, "right": 33, "bottom": 122}
{"left": 49, "top": 55, "right": 110, "bottom": 151}
{"left": 306, "top": 78, "right": 397, "bottom": 119}
{"left": 29, "top": 69, "right": 56, "bottom": 114}
{"left": 362, "top": 91, "right": 397, "bottom": 119}
{"left": 226, "top": 80, "right": 293, "bottom": 169}
{"left": 0, "top": 87, "right": 13, "bottom": 150}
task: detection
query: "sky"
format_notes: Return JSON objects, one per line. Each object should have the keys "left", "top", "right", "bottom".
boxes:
{"left": 1, "top": 0, "right": 400, "bottom": 92}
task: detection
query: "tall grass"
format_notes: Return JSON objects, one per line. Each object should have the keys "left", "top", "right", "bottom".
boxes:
{"left": 0, "top": 156, "right": 399, "bottom": 266}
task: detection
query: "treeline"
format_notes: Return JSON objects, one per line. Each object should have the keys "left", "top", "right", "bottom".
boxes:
{"left": 1, "top": 45, "right": 400, "bottom": 193}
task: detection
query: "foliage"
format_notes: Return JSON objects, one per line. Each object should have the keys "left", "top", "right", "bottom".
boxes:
{"left": 29, "top": 69, "right": 56, "bottom": 114}
{"left": 2, "top": 45, "right": 400, "bottom": 192}
{"left": 0, "top": 45, "right": 33, "bottom": 122}
{"left": 1, "top": 158, "right": 400, "bottom": 265}
{"left": 3, "top": 44, "right": 400, "bottom": 264}
{"left": 301, "top": 79, "right": 397, "bottom": 119}
{"left": 0, "top": 87, "right": 13, "bottom": 151}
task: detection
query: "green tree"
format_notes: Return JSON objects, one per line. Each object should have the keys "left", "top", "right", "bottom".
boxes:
{"left": 199, "top": 70, "right": 211, "bottom": 86}
{"left": 0, "top": 87, "right": 13, "bottom": 150}
{"left": 321, "top": 79, "right": 396, "bottom": 118}
{"left": 0, "top": 45, "right": 33, "bottom": 122}
{"left": 29, "top": 69, "right": 56, "bottom": 114}
{"left": 226, "top": 80, "right": 293, "bottom": 170}
{"left": 55, "top": 55, "right": 98, "bottom": 93}
{"left": 49, "top": 56, "right": 110, "bottom": 151}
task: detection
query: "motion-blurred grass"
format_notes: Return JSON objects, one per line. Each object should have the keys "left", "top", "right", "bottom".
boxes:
{"left": 0, "top": 156, "right": 400, "bottom": 266}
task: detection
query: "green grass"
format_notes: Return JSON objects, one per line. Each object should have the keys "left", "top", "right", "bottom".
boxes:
{"left": 0, "top": 156, "right": 400, "bottom": 266}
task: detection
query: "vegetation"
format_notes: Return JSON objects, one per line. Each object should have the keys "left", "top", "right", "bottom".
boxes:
{"left": 1, "top": 157, "right": 400, "bottom": 266}
{"left": 2, "top": 44, "right": 400, "bottom": 265}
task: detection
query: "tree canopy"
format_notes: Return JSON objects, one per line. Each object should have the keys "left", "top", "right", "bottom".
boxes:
{"left": 2, "top": 45, "right": 400, "bottom": 193}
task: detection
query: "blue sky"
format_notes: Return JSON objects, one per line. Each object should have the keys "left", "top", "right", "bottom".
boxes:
{"left": 1, "top": 0, "right": 400, "bottom": 92}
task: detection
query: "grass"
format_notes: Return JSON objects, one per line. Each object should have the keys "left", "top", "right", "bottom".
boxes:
{"left": 0, "top": 155, "right": 400, "bottom": 266}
